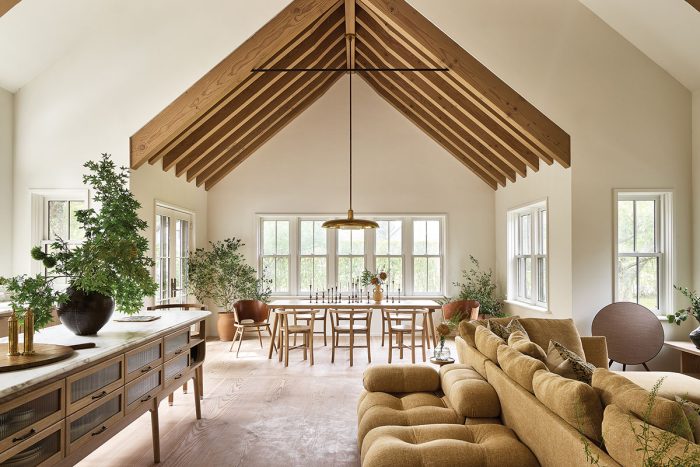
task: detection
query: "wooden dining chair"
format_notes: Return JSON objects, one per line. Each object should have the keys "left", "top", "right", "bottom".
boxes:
{"left": 147, "top": 303, "right": 206, "bottom": 404}
{"left": 293, "top": 308, "right": 329, "bottom": 346}
{"left": 380, "top": 309, "right": 412, "bottom": 347}
{"left": 383, "top": 308, "right": 428, "bottom": 364}
{"left": 329, "top": 308, "right": 372, "bottom": 366}
{"left": 229, "top": 300, "right": 276, "bottom": 357}
{"left": 278, "top": 310, "right": 316, "bottom": 367}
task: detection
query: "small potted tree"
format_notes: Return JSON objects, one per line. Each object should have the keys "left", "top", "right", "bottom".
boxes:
{"left": 188, "top": 238, "right": 271, "bottom": 341}
{"left": 446, "top": 255, "right": 504, "bottom": 319}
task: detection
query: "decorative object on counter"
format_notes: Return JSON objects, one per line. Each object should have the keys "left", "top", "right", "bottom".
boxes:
{"left": 361, "top": 270, "right": 388, "bottom": 304}
{"left": 33, "top": 154, "right": 157, "bottom": 335}
{"left": 0, "top": 343, "right": 76, "bottom": 372}
{"left": 449, "top": 255, "right": 504, "bottom": 317}
{"left": 668, "top": 284, "right": 700, "bottom": 349}
{"left": 113, "top": 315, "right": 161, "bottom": 322}
{"left": 188, "top": 237, "right": 271, "bottom": 341}
{"left": 6, "top": 311, "right": 19, "bottom": 356}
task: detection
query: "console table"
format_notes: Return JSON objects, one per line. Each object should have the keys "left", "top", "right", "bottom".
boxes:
{"left": 664, "top": 340, "right": 700, "bottom": 379}
{"left": 0, "top": 310, "right": 209, "bottom": 466}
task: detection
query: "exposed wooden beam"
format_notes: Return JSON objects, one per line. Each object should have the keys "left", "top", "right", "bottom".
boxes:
{"left": 0, "top": 0, "right": 20, "bottom": 18}
{"left": 130, "top": 0, "right": 341, "bottom": 168}
{"left": 687, "top": 0, "right": 700, "bottom": 13}
{"left": 344, "top": 0, "right": 356, "bottom": 69}
{"left": 203, "top": 69, "right": 345, "bottom": 190}
{"left": 358, "top": 0, "right": 570, "bottom": 167}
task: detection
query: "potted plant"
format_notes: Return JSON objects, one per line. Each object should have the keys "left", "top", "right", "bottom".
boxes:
{"left": 668, "top": 284, "right": 700, "bottom": 349}
{"left": 32, "top": 154, "right": 157, "bottom": 335}
{"left": 451, "top": 255, "right": 504, "bottom": 318}
{"left": 188, "top": 238, "right": 271, "bottom": 341}
{"left": 360, "top": 270, "right": 388, "bottom": 303}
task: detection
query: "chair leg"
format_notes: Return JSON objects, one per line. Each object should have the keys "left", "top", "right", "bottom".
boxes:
{"left": 229, "top": 327, "right": 240, "bottom": 352}
{"left": 309, "top": 331, "right": 314, "bottom": 366}
{"left": 421, "top": 327, "right": 426, "bottom": 362}
{"left": 399, "top": 332, "right": 404, "bottom": 359}
{"left": 257, "top": 328, "right": 263, "bottom": 348}
{"left": 285, "top": 329, "right": 290, "bottom": 367}
{"left": 622, "top": 364, "right": 627, "bottom": 371}
{"left": 278, "top": 326, "right": 284, "bottom": 362}
{"left": 388, "top": 328, "right": 393, "bottom": 364}
{"left": 349, "top": 330, "right": 354, "bottom": 367}
{"left": 303, "top": 333, "right": 308, "bottom": 361}
{"left": 331, "top": 330, "right": 336, "bottom": 363}
{"left": 323, "top": 315, "right": 328, "bottom": 346}
{"left": 367, "top": 328, "right": 372, "bottom": 363}
{"left": 236, "top": 328, "right": 245, "bottom": 357}
{"left": 411, "top": 329, "right": 416, "bottom": 364}
{"left": 381, "top": 314, "right": 385, "bottom": 347}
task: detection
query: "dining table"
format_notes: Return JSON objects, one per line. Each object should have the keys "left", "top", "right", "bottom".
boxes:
{"left": 266, "top": 298, "right": 442, "bottom": 359}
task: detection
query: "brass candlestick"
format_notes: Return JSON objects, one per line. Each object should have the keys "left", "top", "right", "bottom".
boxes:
{"left": 23, "top": 309, "right": 35, "bottom": 356}
{"left": 6, "top": 311, "right": 19, "bottom": 356}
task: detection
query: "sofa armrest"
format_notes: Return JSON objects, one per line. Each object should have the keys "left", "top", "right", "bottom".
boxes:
{"left": 581, "top": 336, "right": 608, "bottom": 368}
{"left": 363, "top": 364, "right": 440, "bottom": 393}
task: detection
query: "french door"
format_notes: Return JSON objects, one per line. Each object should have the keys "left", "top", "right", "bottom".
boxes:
{"left": 155, "top": 205, "right": 193, "bottom": 305}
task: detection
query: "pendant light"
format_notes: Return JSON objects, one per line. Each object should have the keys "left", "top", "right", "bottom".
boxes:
{"left": 322, "top": 72, "right": 378, "bottom": 230}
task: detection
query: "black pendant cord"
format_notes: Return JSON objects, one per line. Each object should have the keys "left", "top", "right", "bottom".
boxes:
{"left": 349, "top": 72, "right": 352, "bottom": 212}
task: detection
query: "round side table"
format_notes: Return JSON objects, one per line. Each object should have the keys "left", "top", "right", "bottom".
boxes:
{"left": 430, "top": 357, "right": 455, "bottom": 367}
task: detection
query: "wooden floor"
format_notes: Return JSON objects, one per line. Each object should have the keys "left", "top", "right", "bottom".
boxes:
{"left": 78, "top": 335, "right": 455, "bottom": 467}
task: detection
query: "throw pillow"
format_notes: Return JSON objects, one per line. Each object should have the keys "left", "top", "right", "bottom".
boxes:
{"left": 546, "top": 340, "right": 596, "bottom": 384}
{"left": 488, "top": 319, "right": 528, "bottom": 341}
{"left": 474, "top": 325, "right": 506, "bottom": 362}
{"left": 508, "top": 330, "right": 547, "bottom": 363}
{"left": 676, "top": 396, "right": 700, "bottom": 442}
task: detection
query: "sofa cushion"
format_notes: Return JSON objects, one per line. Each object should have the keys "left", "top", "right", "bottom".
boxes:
{"left": 508, "top": 330, "right": 547, "bottom": 363}
{"left": 602, "top": 404, "right": 700, "bottom": 467}
{"left": 677, "top": 396, "right": 700, "bottom": 442}
{"left": 488, "top": 319, "right": 527, "bottom": 341}
{"left": 458, "top": 316, "right": 520, "bottom": 347}
{"left": 440, "top": 364, "right": 500, "bottom": 418}
{"left": 519, "top": 318, "right": 585, "bottom": 359}
{"left": 363, "top": 364, "right": 440, "bottom": 393}
{"left": 619, "top": 371, "right": 700, "bottom": 405}
{"left": 546, "top": 340, "right": 596, "bottom": 384}
{"left": 357, "top": 390, "right": 462, "bottom": 446}
{"left": 475, "top": 325, "right": 506, "bottom": 362}
{"left": 592, "top": 368, "right": 694, "bottom": 442}
{"left": 532, "top": 369, "right": 604, "bottom": 442}
{"left": 497, "top": 344, "right": 547, "bottom": 394}
{"left": 361, "top": 423, "right": 540, "bottom": 467}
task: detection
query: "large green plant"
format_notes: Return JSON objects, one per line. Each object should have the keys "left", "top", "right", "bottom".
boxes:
{"left": 668, "top": 285, "right": 700, "bottom": 326}
{"left": 0, "top": 275, "right": 67, "bottom": 330}
{"left": 453, "top": 255, "right": 504, "bottom": 317}
{"left": 188, "top": 238, "right": 271, "bottom": 313}
{"left": 32, "top": 154, "right": 157, "bottom": 314}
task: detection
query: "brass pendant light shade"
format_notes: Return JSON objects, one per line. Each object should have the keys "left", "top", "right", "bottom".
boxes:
{"left": 322, "top": 73, "right": 377, "bottom": 230}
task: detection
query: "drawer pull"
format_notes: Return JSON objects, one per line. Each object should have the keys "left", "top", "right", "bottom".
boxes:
{"left": 91, "top": 390, "right": 108, "bottom": 400}
{"left": 140, "top": 394, "right": 152, "bottom": 403}
{"left": 140, "top": 365, "right": 152, "bottom": 373}
{"left": 173, "top": 373, "right": 183, "bottom": 380}
{"left": 12, "top": 428, "right": 36, "bottom": 443}
{"left": 174, "top": 349, "right": 184, "bottom": 355}
{"left": 91, "top": 425, "right": 107, "bottom": 436}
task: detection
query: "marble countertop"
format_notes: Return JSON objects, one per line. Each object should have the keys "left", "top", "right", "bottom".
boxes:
{"left": 0, "top": 310, "right": 210, "bottom": 401}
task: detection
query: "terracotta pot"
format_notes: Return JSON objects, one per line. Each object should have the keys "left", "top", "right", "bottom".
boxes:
{"left": 442, "top": 300, "right": 480, "bottom": 321}
{"left": 217, "top": 312, "right": 237, "bottom": 341}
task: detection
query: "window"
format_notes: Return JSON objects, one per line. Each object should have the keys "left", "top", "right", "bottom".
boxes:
{"left": 154, "top": 204, "right": 193, "bottom": 305}
{"left": 615, "top": 191, "right": 672, "bottom": 313}
{"left": 261, "top": 220, "right": 290, "bottom": 293}
{"left": 508, "top": 201, "right": 547, "bottom": 308}
{"left": 258, "top": 215, "right": 444, "bottom": 296}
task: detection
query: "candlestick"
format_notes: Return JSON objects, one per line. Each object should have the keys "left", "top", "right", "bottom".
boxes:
{"left": 322, "top": 291, "right": 325, "bottom": 303}
{"left": 315, "top": 292, "right": 318, "bottom": 303}
{"left": 398, "top": 287, "right": 401, "bottom": 303}
{"left": 367, "top": 291, "right": 370, "bottom": 303}
{"left": 309, "top": 285, "right": 313, "bottom": 303}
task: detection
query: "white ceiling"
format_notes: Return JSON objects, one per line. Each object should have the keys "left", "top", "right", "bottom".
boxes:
{"left": 0, "top": 1, "right": 699, "bottom": 93}
{"left": 0, "top": 0, "right": 122, "bottom": 92}
{"left": 578, "top": 0, "right": 700, "bottom": 91}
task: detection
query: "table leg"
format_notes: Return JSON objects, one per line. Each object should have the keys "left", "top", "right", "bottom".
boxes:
{"left": 268, "top": 312, "right": 279, "bottom": 359}
{"left": 427, "top": 310, "right": 438, "bottom": 347}
{"left": 150, "top": 399, "right": 161, "bottom": 464}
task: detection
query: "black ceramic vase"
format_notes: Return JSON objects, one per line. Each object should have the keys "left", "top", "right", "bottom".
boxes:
{"left": 690, "top": 325, "right": 700, "bottom": 350}
{"left": 57, "top": 288, "right": 115, "bottom": 335}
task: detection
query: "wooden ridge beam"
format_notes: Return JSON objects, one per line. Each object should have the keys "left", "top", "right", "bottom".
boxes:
{"left": 203, "top": 67, "right": 345, "bottom": 190}
{"left": 687, "top": 0, "right": 700, "bottom": 13}
{"left": 183, "top": 39, "right": 345, "bottom": 181}
{"left": 0, "top": 0, "right": 20, "bottom": 17}
{"left": 355, "top": 8, "right": 537, "bottom": 173}
{"left": 345, "top": 0, "right": 356, "bottom": 69}
{"left": 357, "top": 0, "right": 570, "bottom": 167}
{"left": 161, "top": 7, "right": 345, "bottom": 172}
{"left": 130, "top": 0, "right": 342, "bottom": 168}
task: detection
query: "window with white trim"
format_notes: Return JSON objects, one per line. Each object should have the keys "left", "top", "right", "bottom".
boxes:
{"left": 258, "top": 215, "right": 445, "bottom": 296}
{"left": 154, "top": 204, "right": 193, "bottom": 305}
{"left": 615, "top": 191, "right": 672, "bottom": 314}
{"left": 508, "top": 201, "right": 547, "bottom": 308}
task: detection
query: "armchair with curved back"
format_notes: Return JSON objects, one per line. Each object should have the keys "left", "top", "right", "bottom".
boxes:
{"left": 229, "top": 300, "right": 276, "bottom": 357}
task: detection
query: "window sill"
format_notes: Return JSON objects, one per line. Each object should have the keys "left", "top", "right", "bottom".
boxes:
{"left": 504, "top": 300, "right": 549, "bottom": 314}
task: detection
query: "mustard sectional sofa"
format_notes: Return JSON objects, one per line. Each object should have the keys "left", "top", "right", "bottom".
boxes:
{"left": 357, "top": 317, "right": 700, "bottom": 467}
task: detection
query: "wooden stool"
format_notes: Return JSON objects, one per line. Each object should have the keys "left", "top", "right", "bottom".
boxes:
{"left": 329, "top": 308, "right": 372, "bottom": 366}
{"left": 384, "top": 308, "right": 428, "bottom": 364}
{"left": 277, "top": 309, "right": 317, "bottom": 367}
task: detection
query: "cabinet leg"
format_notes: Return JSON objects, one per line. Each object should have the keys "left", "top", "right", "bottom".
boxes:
{"left": 168, "top": 392, "right": 174, "bottom": 406}
{"left": 193, "top": 372, "right": 202, "bottom": 420}
{"left": 198, "top": 366, "right": 204, "bottom": 400}
{"left": 150, "top": 400, "right": 161, "bottom": 464}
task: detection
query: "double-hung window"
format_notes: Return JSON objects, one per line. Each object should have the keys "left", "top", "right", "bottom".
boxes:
{"left": 299, "top": 220, "right": 328, "bottom": 294}
{"left": 154, "top": 204, "right": 193, "bottom": 305}
{"left": 615, "top": 191, "right": 672, "bottom": 314}
{"left": 508, "top": 201, "right": 547, "bottom": 308}
{"left": 375, "top": 220, "right": 403, "bottom": 291}
{"left": 412, "top": 219, "right": 442, "bottom": 294}
{"left": 337, "top": 230, "right": 365, "bottom": 292}
{"left": 261, "top": 219, "right": 291, "bottom": 293}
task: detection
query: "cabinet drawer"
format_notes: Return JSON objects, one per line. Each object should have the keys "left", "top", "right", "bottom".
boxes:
{"left": 0, "top": 380, "right": 65, "bottom": 454}
{"left": 163, "top": 354, "right": 189, "bottom": 386}
{"left": 66, "top": 356, "right": 124, "bottom": 415}
{"left": 163, "top": 329, "right": 190, "bottom": 361}
{"left": 124, "top": 340, "right": 163, "bottom": 383}
{"left": 66, "top": 389, "right": 123, "bottom": 455}
{"left": 124, "top": 367, "right": 162, "bottom": 415}
{"left": 0, "top": 420, "right": 64, "bottom": 467}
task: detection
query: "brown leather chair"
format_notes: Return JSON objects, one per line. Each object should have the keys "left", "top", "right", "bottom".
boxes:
{"left": 229, "top": 300, "right": 275, "bottom": 357}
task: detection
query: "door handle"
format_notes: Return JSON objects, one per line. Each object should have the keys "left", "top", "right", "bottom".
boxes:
{"left": 12, "top": 428, "right": 36, "bottom": 443}
{"left": 91, "top": 426, "right": 107, "bottom": 436}
{"left": 91, "top": 390, "right": 108, "bottom": 400}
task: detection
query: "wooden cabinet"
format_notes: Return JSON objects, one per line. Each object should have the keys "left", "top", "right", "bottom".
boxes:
{"left": 124, "top": 340, "right": 163, "bottom": 383}
{"left": 164, "top": 329, "right": 190, "bottom": 361}
{"left": 164, "top": 353, "right": 189, "bottom": 386}
{"left": 0, "top": 421, "right": 64, "bottom": 467}
{"left": 66, "top": 389, "right": 124, "bottom": 454}
{"left": 124, "top": 367, "right": 162, "bottom": 414}
{"left": 0, "top": 381, "right": 65, "bottom": 455}
{"left": 66, "top": 356, "right": 124, "bottom": 415}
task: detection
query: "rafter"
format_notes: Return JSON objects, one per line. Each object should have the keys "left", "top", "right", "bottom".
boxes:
{"left": 687, "top": 0, "right": 700, "bottom": 13}
{"left": 0, "top": 0, "right": 20, "bottom": 18}
{"left": 344, "top": 0, "right": 356, "bottom": 69}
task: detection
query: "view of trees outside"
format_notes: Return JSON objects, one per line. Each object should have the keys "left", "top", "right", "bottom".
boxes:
{"left": 375, "top": 220, "right": 403, "bottom": 291}
{"left": 48, "top": 200, "right": 85, "bottom": 241}
{"left": 337, "top": 230, "right": 364, "bottom": 290}
{"left": 617, "top": 199, "right": 659, "bottom": 310}
{"left": 413, "top": 220, "right": 441, "bottom": 293}
{"left": 299, "top": 220, "right": 327, "bottom": 293}
{"left": 262, "top": 220, "right": 290, "bottom": 293}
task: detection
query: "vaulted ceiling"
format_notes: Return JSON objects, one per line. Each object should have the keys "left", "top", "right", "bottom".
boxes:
{"left": 130, "top": 0, "right": 571, "bottom": 190}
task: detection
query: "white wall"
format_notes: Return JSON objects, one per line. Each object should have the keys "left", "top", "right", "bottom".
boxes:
{"left": 0, "top": 88, "right": 12, "bottom": 277}
{"left": 694, "top": 91, "right": 700, "bottom": 293}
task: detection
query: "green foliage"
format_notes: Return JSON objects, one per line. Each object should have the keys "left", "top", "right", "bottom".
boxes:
{"left": 0, "top": 275, "right": 67, "bottom": 330}
{"left": 188, "top": 238, "right": 271, "bottom": 313}
{"left": 360, "top": 269, "right": 388, "bottom": 287}
{"left": 668, "top": 285, "right": 700, "bottom": 326}
{"left": 38, "top": 154, "right": 157, "bottom": 314}
{"left": 453, "top": 256, "right": 504, "bottom": 317}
